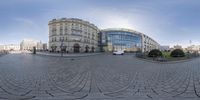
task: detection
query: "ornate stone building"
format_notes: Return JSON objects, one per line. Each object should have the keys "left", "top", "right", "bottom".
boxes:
{"left": 49, "top": 18, "right": 99, "bottom": 53}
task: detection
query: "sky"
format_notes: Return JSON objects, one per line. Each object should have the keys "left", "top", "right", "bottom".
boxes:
{"left": 0, "top": 0, "right": 200, "bottom": 47}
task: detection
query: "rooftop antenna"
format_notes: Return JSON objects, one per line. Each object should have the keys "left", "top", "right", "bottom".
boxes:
{"left": 189, "top": 40, "right": 192, "bottom": 46}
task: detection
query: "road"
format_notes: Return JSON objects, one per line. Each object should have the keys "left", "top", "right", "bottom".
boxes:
{"left": 0, "top": 54, "right": 200, "bottom": 100}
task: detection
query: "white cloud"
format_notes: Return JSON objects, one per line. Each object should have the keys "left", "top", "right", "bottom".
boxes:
{"left": 85, "top": 8, "right": 142, "bottom": 30}
{"left": 95, "top": 14, "right": 136, "bottom": 29}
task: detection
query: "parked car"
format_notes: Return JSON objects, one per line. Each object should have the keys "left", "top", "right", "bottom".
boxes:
{"left": 113, "top": 50, "right": 124, "bottom": 55}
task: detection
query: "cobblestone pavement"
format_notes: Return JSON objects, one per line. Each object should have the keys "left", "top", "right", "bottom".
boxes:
{"left": 0, "top": 54, "right": 200, "bottom": 100}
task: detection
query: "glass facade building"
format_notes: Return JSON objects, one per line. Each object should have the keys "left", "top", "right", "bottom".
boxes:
{"left": 100, "top": 29, "right": 142, "bottom": 52}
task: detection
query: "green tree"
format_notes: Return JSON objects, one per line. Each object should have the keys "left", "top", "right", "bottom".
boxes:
{"left": 148, "top": 49, "right": 163, "bottom": 57}
{"left": 170, "top": 49, "right": 185, "bottom": 57}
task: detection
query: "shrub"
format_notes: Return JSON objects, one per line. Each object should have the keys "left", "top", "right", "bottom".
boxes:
{"left": 170, "top": 49, "right": 185, "bottom": 57}
{"left": 148, "top": 49, "right": 163, "bottom": 57}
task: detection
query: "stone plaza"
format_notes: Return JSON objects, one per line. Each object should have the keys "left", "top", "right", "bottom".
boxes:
{"left": 0, "top": 54, "right": 200, "bottom": 100}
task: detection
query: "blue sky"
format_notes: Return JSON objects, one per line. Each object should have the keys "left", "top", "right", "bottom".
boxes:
{"left": 0, "top": 0, "right": 200, "bottom": 47}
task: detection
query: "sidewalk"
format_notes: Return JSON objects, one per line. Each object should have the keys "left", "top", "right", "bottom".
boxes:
{"left": 0, "top": 51, "right": 8, "bottom": 56}
{"left": 0, "top": 53, "right": 7, "bottom": 57}
{"left": 35, "top": 52, "right": 102, "bottom": 57}
{"left": 0, "top": 53, "right": 3, "bottom": 56}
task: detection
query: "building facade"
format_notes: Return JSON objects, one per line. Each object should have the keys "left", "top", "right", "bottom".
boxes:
{"left": 159, "top": 45, "right": 170, "bottom": 51}
{"left": 186, "top": 45, "right": 200, "bottom": 53}
{"left": 49, "top": 18, "right": 99, "bottom": 53}
{"left": 100, "top": 28, "right": 142, "bottom": 52}
{"left": 0, "top": 44, "right": 20, "bottom": 51}
{"left": 99, "top": 28, "right": 159, "bottom": 52}
{"left": 20, "top": 39, "right": 38, "bottom": 50}
{"left": 43, "top": 43, "right": 48, "bottom": 51}
{"left": 36, "top": 41, "right": 43, "bottom": 50}
{"left": 142, "top": 34, "right": 160, "bottom": 52}
{"left": 173, "top": 45, "right": 182, "bottom": 50}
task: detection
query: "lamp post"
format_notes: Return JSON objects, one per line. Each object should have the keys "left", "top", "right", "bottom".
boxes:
{"left": 60, "top": 38, "right": 64, "bottom": 57}
{"left": 67, "top": 39, "right": 69, "bottom": 53}
{"left": 33, "top": 46, "right": 36, "bottom": 54}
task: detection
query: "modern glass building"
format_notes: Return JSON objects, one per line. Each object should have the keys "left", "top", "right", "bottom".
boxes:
{"left": 100, "top": 28, "right": 142, "bottom": 52}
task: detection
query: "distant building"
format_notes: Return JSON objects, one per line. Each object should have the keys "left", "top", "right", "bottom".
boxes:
{"left": 0, "top": 45, "right": 4, "bottom": 50}
{"left": 43, "top": 43, "right": 48, "bottom": 51}
{"left": 173, "top": 45, "right": 182, "bottom": 50}
{"left": 160, "top": 45, "right": 170, "bottom": 51}
{"left": 20, "top": 39, "right": 38, "bottom": 50}
{"left": 36, "top": 41, "right": 43, "bottom": 50}
{"left": 186, "top": 45, "right": 200, "bottom": 53}
{"left": 0, "top": 44, "right": 20, "bottom": 51}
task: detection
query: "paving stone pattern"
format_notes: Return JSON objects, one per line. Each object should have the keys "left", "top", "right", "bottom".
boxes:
{"left": 0, "top": 54, "right": 200, "bottom": 100}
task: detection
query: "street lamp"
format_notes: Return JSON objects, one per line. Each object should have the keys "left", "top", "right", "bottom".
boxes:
{"left": 60, "top": 38, "right": 64, "bottom": 57}
{"left": 33, "top": 46, "right": 36, "bottom": 54}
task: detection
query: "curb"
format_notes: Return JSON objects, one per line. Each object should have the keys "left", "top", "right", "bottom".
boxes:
{"left": 33, "top": 53, "right": 103, "bottom": 58}
{"left": 0, "top": 54, "right": 8, "bottom": 57}
{"left": 136, "top": 56, "right": 199, "bottom": 64}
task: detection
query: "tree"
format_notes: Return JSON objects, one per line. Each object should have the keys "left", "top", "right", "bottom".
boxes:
{"left": 148, "top": 49, "right": 163, "bottom": 57}
{"left": 170, "top": 49, "right": 185, "bottom": 57}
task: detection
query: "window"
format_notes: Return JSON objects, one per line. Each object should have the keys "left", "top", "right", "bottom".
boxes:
{"left": 60, "top": 32, "right": 62, "bottom": 35}
{"left": 59, "top": 37, "right": 64, "bottom": 41}
{"left": 65, "top": 27, "right": 67, "bottom": 31}
{"left": 65, "top": 31, "right": 68, "bottom": 34}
